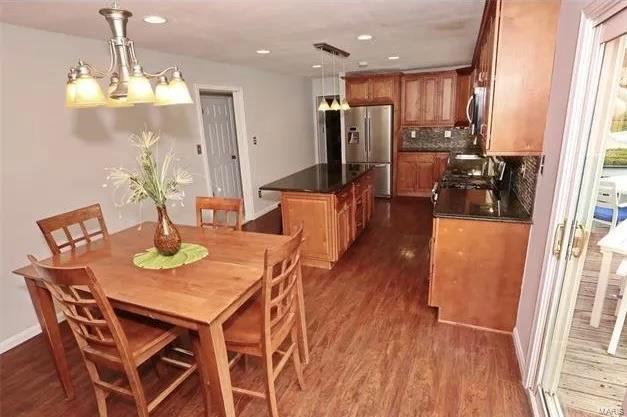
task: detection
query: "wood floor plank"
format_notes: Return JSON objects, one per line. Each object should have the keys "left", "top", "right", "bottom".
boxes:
{"left": 0, "top": 199, "right": 531, "bottom": 417}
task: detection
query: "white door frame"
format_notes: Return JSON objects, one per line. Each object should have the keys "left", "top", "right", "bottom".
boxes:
{"left": 193, "top": 84, "right": 255, "bottom": 222}
{"left": 523, "top": 2, "right": 627, "bottom": 416}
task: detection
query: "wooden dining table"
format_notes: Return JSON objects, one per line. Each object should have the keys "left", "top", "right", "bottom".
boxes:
{"left": 12, "top": 222, "right": 310, "bottom": 417}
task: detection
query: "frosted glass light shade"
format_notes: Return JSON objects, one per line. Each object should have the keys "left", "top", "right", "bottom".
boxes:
{"left": 318, "top": 99, "right": 330, "bottom": 112}
{"left": 127, "top": 74, "right": 155, "bottom": 104}
{"left": 154, "top": 81, "right": 173, "bottom": 106}
{"left": 73, "top": 77, "right": 106, "bottom": 107}
{"left": 65, "top": 81, "right": 77, "bottom": 108}
{"left": 340, "top": 98, "right": 351, "bottom": 111}
{"left": 106, "top": 84, "right": 133, "bottom": 108}
{"left": 330, "top": 98, "right": 341, "bottom": 111}
{"left": 167, "top": 78, "right": 193, "bottom": 104}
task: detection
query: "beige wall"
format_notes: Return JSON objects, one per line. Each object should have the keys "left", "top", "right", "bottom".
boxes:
{"left": 0, "top": 23, "right": 315, "bottom": 349}
{"left": 515, "top": 2, "right": 588, "bottom": 362}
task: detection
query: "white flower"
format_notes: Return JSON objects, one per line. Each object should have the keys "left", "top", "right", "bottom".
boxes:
{"left": 106, "top": 168, "right": 133, "bottom": 187}
{"left": 130, "top": 130, "right": 159, "bottom": 150}
{"left": 174, "top": 168, "right": 193, "bottom": 185}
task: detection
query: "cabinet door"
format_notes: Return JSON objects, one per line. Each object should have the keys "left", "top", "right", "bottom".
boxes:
{"left": 371, "top": 76, "right": 395, "bottom": 102}
{"left": 432, "top": 153, "right": 449, "bottom": 183}
{"left": 421, "top": 77, "right": 438, "bottom": 126}
{"left": 416, "top": 162, "right": 434, "bottom": 192}
{"left": 397, "top": 155, "right": 418, "bottom": 195}
{"left": 336, "top": 203, "right": 350, "bottom": 257}
{"left": 346, "top": 78, "right": 371, "bottom": 105}
{"left": 437, "top": 73, "right": 456, "bottom": 126}
{"left": 480, "top": 12, "right": 496, "bottom": 149}
{"left": 401, "top": 77, "right": 422, "bottom": 125}
{"left": 454, "top": 72, "right": 472, "bottom": 126}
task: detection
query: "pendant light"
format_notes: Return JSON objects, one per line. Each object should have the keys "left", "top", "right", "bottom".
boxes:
{"left": 318, "top": 49, "right": 330, "bottom": 112}
{"left": 330, "top": 52, "right": 341, "bottom": 111}
{"left": 340, "top": 58, "right": 351, "bottom": 111}
{"left": 65, "top": 1, "right": 192, "bottom": 108}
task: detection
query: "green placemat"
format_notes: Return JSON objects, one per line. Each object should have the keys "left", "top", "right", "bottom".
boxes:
{"left": 133, "top": 243, "right": 208, "bottom": 270}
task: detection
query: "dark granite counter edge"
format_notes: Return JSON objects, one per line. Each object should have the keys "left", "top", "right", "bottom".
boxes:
{"left": 433, "top": 211, "right": 532, "bottom": 224}
{"left": 259, "top": 164, "right": 374, "bottom": 194}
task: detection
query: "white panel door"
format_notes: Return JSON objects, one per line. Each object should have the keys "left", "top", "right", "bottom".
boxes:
{"left": 200, "top": 94, "right": 243, "bottom": 198}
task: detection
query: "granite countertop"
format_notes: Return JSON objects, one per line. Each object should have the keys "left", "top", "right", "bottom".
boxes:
{"left": 260, "top": 163, "right": 375, "bottom": 194}
{"left": 434, "top": 188, "right": 532, "bottom": 223}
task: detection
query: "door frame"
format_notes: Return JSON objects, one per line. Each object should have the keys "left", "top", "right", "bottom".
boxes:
{"left": 523, "top": 2, "right": 627, "bottom": 416}
{"left": 193, "top": 84, "right": 255, "bottom": 221}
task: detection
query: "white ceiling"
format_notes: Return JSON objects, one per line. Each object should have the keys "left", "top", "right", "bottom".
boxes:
{"left": 0, "top": 0, "right": 485, "bottom": 77}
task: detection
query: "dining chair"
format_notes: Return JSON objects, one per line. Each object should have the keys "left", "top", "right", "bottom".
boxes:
{"left": 608, "top": 259, "right": 627, "bottom": 355}
{"left": 223, "top": 226, "right": 305, "bottom": 417}
{"left": 37, "top": 203, "right": 109, "bottom": 255}
{"left": 196, "top": 196, "right": 244, "bottom": 230}
{"left": 594, "top": 179, "right": 627, "bottom": 228}
{"left": 27, "top": 255, "right": 197, "bottom": 417}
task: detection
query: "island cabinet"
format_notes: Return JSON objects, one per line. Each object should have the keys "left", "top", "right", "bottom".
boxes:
{"left": 428, "top": 217, "right": 530, "bottom": 332}
{"left": 473, "top": 0, "right": 559, "bottom": 155}
{"left": 396, "top": 152, "right": 448, "bottom": 197}
{"left": 276, "top": 167, "right": 375, "bottom": 269}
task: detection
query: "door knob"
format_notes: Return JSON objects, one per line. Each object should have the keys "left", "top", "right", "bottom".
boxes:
{"left": 571, "top": 224, "right": 587, "bottom": 258}
{"left": 231, "top": 155, "right": 237, "bottom": 160}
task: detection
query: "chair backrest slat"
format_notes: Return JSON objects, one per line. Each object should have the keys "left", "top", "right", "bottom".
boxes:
{"left": 37, "top": 204, "right": 109, "bottom": 255}
{"left": 196, "top": 197, "right": 243, "bottom": 231}
{"left": 261, "top": 226, "right": 304, "bottom": 349}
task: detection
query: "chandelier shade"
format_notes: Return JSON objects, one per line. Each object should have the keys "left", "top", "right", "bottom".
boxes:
{"left": 65, "top": 3, "right": 191, "bottom": 109}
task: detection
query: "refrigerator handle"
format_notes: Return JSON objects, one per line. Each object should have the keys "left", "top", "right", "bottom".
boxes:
{"left": 364, "top": 115, "right": 369, "bottom": 159}
{"left": 367, "top": 115, "right": 372, "bottom": 161}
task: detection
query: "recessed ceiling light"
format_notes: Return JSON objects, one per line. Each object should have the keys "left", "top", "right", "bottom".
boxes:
{"left": 143, "top": 15, "right": 167, "bottom": 24}
{"left": 312, "top": 64, "right": 322, "bottom": 68}
{"left": 256, "top": 49, "right": 271, "bottom": 55}
{"left": 388, "top": 56, "right": 400, "bottom": 60}
{"left": 357, "top": 34, "right": 373, "bottom": 41}
{"left": 358, "top": 61, "right": 368, "bottom": 67}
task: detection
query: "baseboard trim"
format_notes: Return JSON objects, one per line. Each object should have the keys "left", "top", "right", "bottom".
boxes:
{"left": 513, "top": 326, "right": 527, "bottom": 385}
{"left": 251, "top": 202, "right": 279, "bottom": 221}
{"left": 0, "top": 312, "right": 65, "bottom": 354}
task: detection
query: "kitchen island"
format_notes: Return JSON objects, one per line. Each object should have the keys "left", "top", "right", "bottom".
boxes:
{"left": 260, "top": 163, "right": 375, "bottom": 269}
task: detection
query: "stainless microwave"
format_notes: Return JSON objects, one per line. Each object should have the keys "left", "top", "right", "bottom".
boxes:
{"left": 466, "top": 86, "right": 487, "bottom": 137}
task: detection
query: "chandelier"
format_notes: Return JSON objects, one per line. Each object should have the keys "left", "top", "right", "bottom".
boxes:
{"left": 65, "top": 2, "right": 192, "bottom": 108}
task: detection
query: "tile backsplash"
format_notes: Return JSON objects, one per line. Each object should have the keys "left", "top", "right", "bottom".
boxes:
{"left": 401, "top": 127, "right": 477, "bottom": 151}
{"left": 505, "top": 156, "right": 540, "bottom": 215}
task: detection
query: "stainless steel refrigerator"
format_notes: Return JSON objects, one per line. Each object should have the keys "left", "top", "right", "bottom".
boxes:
{"left": 344, "top": 105, "right": 392, "bottom": 197}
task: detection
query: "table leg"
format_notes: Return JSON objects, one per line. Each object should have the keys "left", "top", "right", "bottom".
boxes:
{"left": 191, "top": 322, "right": 235, "bottom": 417}
{"left": 591, "top": 250, "right": 613, "bottom": 327}
{"left": 296, "top": 267, "right": 310, "bottom": 365}
{"left": 24, "top": 278, "right": 75, "bottom": 400}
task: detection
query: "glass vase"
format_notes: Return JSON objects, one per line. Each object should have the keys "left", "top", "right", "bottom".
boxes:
{"left": 154, "top": 206, "right": 181, "bottom": 256}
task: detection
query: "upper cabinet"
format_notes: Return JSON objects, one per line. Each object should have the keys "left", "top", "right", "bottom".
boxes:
{"left": 454, "top": 69, "right": 472, "bottom": 127}
{"left": 474, "top": 0, "right": 559, "bottom": 155}
{"left": 401, "top": 71, "right": 457, "bottom": 127}
{"left": 345, "top": 74, "right": 399, "bottom": 106}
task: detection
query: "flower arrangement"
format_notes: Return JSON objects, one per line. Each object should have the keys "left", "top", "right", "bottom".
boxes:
{"left": 105, "top": 130, "right": 192, "bottom": 208}
{"left": 104, "top": 129, "right": 193, "bottom": 255}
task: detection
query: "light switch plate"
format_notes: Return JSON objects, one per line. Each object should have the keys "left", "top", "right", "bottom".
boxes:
{"left": 444, "top": 130, "right": 452, "bottom": 138}
{"left": 410, "top": 130, "right": 417, "bottom": 139}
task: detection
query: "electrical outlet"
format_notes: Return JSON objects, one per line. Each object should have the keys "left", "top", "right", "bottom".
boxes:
{"left": 258, "top": 189, "right": 262, "bottom": 198}
{"left": 253, "top": 136, "right": 258, "bottom": 145}
{"left": 410, "top": 130, "right": 416, "bottom": 139}
{"left": 444, "top": 130, "right": 452, "bottom": 138}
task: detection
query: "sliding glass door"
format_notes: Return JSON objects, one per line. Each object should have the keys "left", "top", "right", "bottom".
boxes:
{"left": 538, "top": 29, "right": 627, "bottom": 417}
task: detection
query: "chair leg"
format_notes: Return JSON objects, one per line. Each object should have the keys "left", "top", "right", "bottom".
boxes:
{"left": 263, "top": 351, "right": 279, "bottom": 417}
{"left": 291, "top": 329, "right": 305, "bottom": 390}
{"left": 616, "top": 277, "right": 626, "bottom": 316}
{"left": 94, "top": 387, "right": 108, "bottom": 417}
{"left": 609, "top": 293, "right": 627, "bottom": 355}
{"left": 242, "top": 354, "right": 249, "bottom": 371}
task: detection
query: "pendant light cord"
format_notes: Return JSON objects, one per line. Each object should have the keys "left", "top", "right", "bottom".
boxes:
{"left": 320, "top": 48, "right": 325, "bottom": 100}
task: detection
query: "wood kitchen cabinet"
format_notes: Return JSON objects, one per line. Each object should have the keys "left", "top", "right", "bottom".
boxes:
{"left": 345, "top": 74, "right": 399, "bottom": 106}
{"left": 401, "top": 71, "right": 457, "bottom": 127}
{"left": 428, "top": 217, "right": 530, "bottom": 332}
{"left": 454, "top": 68, "right": 472, "bottom": 127}
{"left": 396, "top": 152, "right": 449, "bottom": 197}
{"left": 473, "top": 0, "right": 559, "bottom": 155}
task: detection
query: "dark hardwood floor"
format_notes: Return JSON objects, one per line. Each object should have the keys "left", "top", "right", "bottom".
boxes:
{"left": 0, "top": 198, "right": 530, "bottom": 417}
